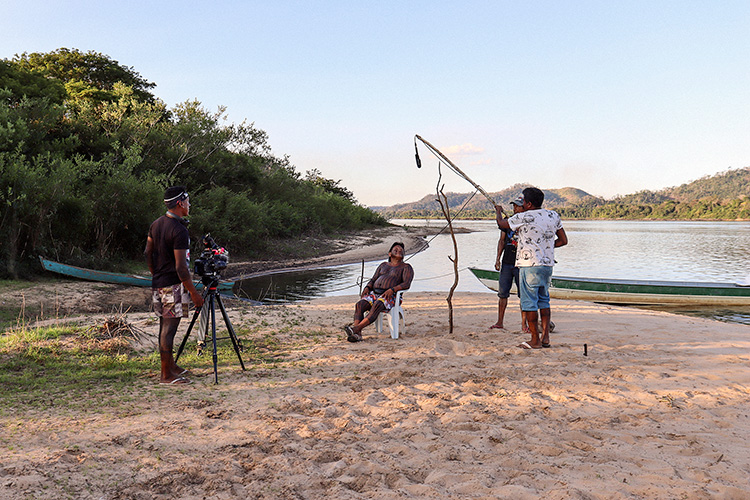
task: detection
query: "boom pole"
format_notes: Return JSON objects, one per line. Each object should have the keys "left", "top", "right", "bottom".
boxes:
{"left": 415, "top": 134, "right": 502, "bottom": 214}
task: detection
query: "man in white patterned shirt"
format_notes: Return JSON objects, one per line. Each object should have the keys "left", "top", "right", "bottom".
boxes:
{"left": 496, "top": 187, "right": 567, "bottom": 349}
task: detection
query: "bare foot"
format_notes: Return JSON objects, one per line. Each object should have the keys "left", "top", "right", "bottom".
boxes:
{"left": 489, "top": 323, "right": 505, "bottom": 330}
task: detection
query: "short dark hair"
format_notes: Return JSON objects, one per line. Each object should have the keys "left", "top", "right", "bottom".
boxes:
{"left": 522, "top": 187, "right": 544, "bottom": 208}
{"left": 389, "top": 241, "right": 405, "bottom": 253}
{"left": 388, "top": 242, "right": 405, "bottom": 262}
{"left": 164, "top": 186, "right": 188, "bottom": 209}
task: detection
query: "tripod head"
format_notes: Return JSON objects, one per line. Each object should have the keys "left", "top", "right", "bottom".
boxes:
{"left": 200, "top": 272, "right": 222, "bottom": 290}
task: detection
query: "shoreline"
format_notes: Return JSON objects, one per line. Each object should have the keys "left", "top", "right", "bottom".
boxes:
{"left": 223, "top": 223, "right": 457, "bottom": 279}
{"left": 0, "top": 223, "right": 449, "bottom": 324}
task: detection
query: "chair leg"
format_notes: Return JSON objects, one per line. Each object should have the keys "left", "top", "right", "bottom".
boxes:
{"left": 389, "top": 309, "right": 398, "bottom": 339}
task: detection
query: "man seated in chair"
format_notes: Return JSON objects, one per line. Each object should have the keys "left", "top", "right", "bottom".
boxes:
{"left": 345, "top": 242, "right": 414, "bottom": 342}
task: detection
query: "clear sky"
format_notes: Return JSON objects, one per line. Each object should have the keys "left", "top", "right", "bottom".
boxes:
{"left": 2, "top": 1, "right": 749, "bottom": 206}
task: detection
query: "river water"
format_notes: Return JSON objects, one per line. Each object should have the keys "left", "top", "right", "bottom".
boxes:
{"left": 236, "top": 219, "right": 750, "bottom": 324}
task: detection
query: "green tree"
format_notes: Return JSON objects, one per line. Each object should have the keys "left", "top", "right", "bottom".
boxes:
{"left": 305, "top": 169, "right": 357, "bottom": 203}
{"left": 12, "top": 48, "right": 156, "bottom": 104}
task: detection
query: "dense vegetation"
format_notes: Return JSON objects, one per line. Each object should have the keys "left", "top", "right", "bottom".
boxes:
{"left": 378, "top": 170, "right": 750, "bottom": 221}
{"left": 0, "top": 48, "right": 386, "bottom": 278}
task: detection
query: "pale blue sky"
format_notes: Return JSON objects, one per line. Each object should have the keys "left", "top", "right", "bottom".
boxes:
{"left": 2, "top": 1, "right": 749, "bottom": 206}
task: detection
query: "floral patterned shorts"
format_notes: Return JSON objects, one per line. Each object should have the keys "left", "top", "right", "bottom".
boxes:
{"left": 152, "top": 283, "right": 191, "bottom": 318}
{"left": 361, "top": 292, "right": 401, "bottom": 311}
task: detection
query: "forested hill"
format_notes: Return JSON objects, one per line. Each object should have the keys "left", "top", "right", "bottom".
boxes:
{"left": 0, "top": 48, "right": 386, "bottom": 278}
{"left": 375, "top": 184, "right": 597, "bottom": 219}
{"left": 376, "top": 168, "right": 750, "bottom": 220}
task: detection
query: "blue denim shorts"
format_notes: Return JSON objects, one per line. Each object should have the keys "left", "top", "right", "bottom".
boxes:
{"left": 519, "top": 266, "right": 553, "bottom": 311}
{"left": 497, "top": 264, "right": 519, "bottom": 299}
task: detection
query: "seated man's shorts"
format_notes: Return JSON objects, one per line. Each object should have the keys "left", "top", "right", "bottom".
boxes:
{"left": 361, "top": 292, "right": 400, "bottom": 311}
{"left": 519, "top": 266, "right": 553, "bottom": 311}
{"left": 497, "top": 264, "right": 519, "bottom": 299}
{"left": 152, "top": 283, "right": 191, "bottom": 318}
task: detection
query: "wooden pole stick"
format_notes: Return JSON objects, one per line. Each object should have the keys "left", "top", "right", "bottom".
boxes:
{"left": 435, "top": 163, "right": 458, "bottom": 334}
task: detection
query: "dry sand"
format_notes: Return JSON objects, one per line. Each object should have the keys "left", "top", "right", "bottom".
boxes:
{"left": 3, "top": 225, "right": 750, "bottom": 499}
{"left": 3, "top": 293, "right": 750, "bottom": 499}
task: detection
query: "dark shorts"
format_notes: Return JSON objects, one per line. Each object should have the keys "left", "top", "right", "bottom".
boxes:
{"left": 152, "top": 283, "right": 191, "bottom": 318}
{"left": 497, "top": 264, "right": 520, "bottom": 299}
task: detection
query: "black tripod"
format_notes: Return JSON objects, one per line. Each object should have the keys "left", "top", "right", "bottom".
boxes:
{"left": 175, "top": 274, "right": 245, "bottom": 383}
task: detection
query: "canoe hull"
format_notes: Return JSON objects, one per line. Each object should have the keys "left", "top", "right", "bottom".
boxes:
{"left": 468, "top": 267, "right": 750, "bottom": 306}
{"left": 39, "top": 257, "right": 235, "bottom": 292}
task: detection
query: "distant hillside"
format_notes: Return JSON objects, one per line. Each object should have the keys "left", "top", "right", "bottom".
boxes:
{"left": 378, "top": 167, "right": 750, "bottom": 220}
{"left": 662, "top": 168, "right": 750, "bottom": 202}
{"left": 377, "top": 183, "right": 601, "bottom": 219}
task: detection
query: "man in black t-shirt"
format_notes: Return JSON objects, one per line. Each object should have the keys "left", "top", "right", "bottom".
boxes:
{"left": 145, "top": 186, "right": 204, "bottom": 385}
{"left": 489, "top": 197, "right": 525, "bottom": 331}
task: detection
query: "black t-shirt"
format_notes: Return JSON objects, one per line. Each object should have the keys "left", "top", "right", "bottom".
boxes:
{"left": 501, "top": 228, "right": 517, "bottom": 267}
{"left": 148, "top": 215, "right": 190, "bottom": 288}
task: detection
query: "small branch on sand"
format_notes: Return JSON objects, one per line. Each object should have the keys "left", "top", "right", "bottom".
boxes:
{"left": 88, "top": 306, "right": 152, "bottom": 345}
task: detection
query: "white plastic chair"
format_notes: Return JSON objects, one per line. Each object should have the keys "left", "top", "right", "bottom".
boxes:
{"left": 375, "top": 290, "right": 406, "bottom": 339}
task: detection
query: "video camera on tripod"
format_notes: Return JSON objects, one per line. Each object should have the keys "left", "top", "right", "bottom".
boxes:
{"left": 177, "top": 232, "right": 245, "bottom": 383}
{"left": 194, "top": 233, "right": 229, "bottom": 278}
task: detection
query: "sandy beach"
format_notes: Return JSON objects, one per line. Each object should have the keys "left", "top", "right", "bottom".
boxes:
{"left": 3, "top": 292, "right": 750, "bottom": 498}
{"left": 3, "top": 226, "right": 750, "bottom": 499}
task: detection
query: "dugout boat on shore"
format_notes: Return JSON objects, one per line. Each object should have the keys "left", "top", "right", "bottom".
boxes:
{"left": 468, "top": 267, "right": 750, "bottom": 306}
{"left": 39, "top": 257, "right": 235, "bottom": 292}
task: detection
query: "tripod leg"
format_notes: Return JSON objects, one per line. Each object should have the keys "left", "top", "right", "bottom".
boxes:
{"left": 209, "top": 294, "right": 220, "bottom": 384}
{"left": 196, "top": 303, "right": 209, "bottom": 355}
{"left": 175, "top": 305, "right": 202, "bottom": 363}
{"left": 176, "top": 286, "right": 210, "bottom": 362}
{"left": 216, "top": 294, "right": 246, "bottom": 371}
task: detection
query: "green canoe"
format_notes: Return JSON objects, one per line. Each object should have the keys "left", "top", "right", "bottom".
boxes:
{"left": 39, "top": 257, "right": 235, "bottom": 292}
{"left": 469, "top": 267, "right": 750, "bottom": 306}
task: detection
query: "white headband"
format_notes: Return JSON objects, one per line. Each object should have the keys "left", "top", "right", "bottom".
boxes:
{"left": 164, "top": 191, "right": 188, "bottom": 203}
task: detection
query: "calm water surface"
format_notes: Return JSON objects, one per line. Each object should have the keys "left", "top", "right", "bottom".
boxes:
{"left": 236, "top": 219, "right": 750, "bottom": 324}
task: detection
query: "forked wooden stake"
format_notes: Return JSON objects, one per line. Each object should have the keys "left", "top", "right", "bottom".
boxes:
{"left": 435, "top": 163, "right": 459, "bottom": 334}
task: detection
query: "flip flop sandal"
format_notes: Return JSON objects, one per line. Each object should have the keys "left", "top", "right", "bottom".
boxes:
{"left": 345, "top": 325, "right": 362, "bottom": 343}
{"left": 160, "top": 376, "right": 191, "bottom": 385}
{"left": 518, "top": 341, "right": 540, "bottom": 349}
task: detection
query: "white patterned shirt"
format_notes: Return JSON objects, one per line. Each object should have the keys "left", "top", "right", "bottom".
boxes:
{"left": 507, "top": 209, "right": 563, "bottom": 267}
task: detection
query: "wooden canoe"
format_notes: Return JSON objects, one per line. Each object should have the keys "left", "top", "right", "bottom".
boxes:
{"left": 468, "top": 267, "right": 750, "bottom": 306}
{"left": 39, "top": 257, "right": 235, "bottom": 292}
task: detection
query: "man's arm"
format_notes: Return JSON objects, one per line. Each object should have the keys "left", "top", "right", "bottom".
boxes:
{"left": 174, "top": 249, "right": 204, "bottom": 308}
{"left": 495, "top": 231, "right": 506, "bottom": 271}
{"left": 554, "top": 228, "right": 568, "bottom": 248}
{"left": 362, "top": 264, "right": 382, "bottom": 297}
{"left": 383, "top": 264, "right": 414, "bottom": 299}
{"left": 495, "top": 205, "right": 511, "bottom": 230}
{"left": 144, "top": 236, "right": 155, "bottom": 275}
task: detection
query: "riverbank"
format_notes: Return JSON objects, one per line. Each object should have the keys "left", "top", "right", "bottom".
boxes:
{"left": 2, "top": 292, "right": 749, "bottom": 498}
{"left": 0, "top": 223, "right": 442, "bottom": 326}
{"left": 224, "top": 223, "right": 442, "bottom": 279}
